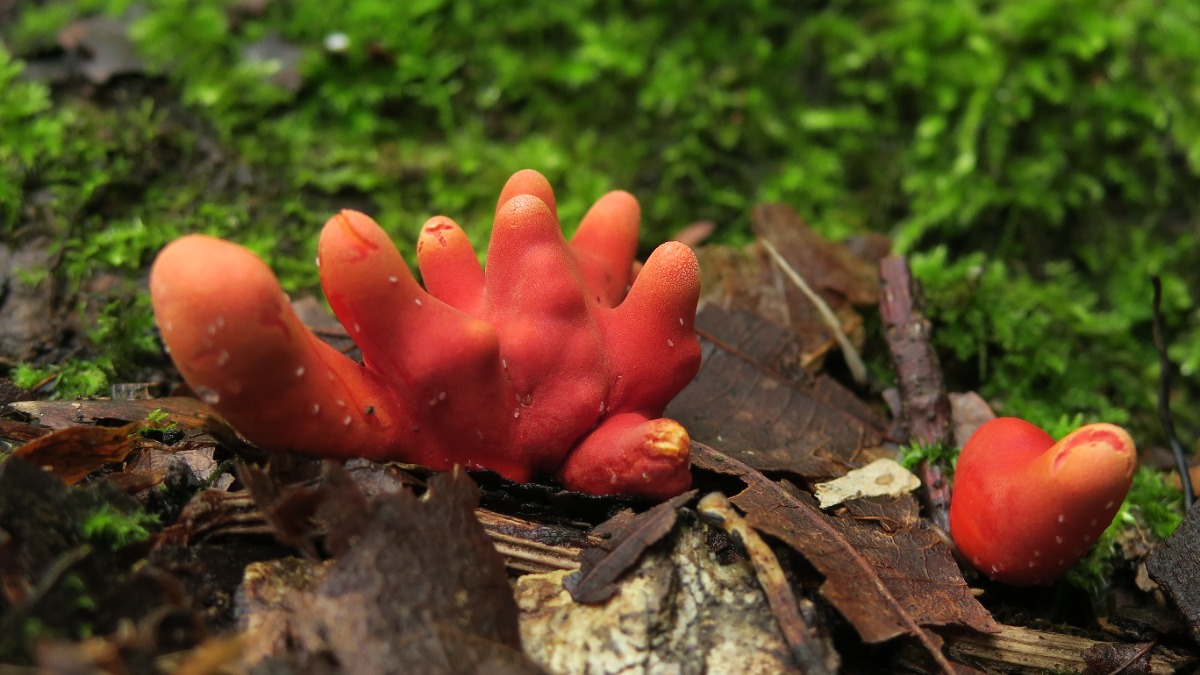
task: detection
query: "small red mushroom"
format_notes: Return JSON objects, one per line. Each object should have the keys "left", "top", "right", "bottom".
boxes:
{"left": 149, "top": 170, "right": 701, "bottom": 499}
{"left": 948, "top": 417, "right": 1136, "bottom": 585}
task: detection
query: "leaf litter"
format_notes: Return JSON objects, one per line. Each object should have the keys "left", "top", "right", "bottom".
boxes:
{"left": 3, "top": 200, "right": 1194, "bottom": 672}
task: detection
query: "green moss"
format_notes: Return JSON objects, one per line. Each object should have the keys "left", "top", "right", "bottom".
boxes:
{"left": 80, "top": 503, "right": 158, "bottom": 551}
{"left": 2, "top": 1, "right": 1199, "bottom": 513}
{"left": 1067, "top": 466, "right": 1184, "bottom": 596}
{"left": 895, "top": 440, "right": 958, "bottom": 477}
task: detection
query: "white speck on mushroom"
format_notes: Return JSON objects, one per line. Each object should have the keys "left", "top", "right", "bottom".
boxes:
{"left": 388, "top": 275, "right": 398, "bottom": 284}
{"left": 501, "top": 359, "right": 508, "bottom": 369}
{"left": 414, "top": 298, "right": 422, "bottom": 307}
{"left": 164, "top": 321, "right": 174, "bottom": 332}
{"left": 336, "top": 399, "right": 346, "bottom": 407}
{"left": 315, "top": 256, "right": 321, "bottom": 267}
{"left": 327, "top": 371, "right": 336, "bottom": 381}
{"left": 679, "top": 317, "right": 684, "bottom": 326}
{"left": 342, "top": 415, "right": 352, "bottom": 426}
{"left": 295, "top": 366, "right": 306, "bottom": 377}
{"left": 1028, "top": 561, "right": 1036, "bottom": 568}
{"left": 1057, "top": 514, "right": 1065, "bottom": 523}
{"left": 1105, "top": 500, "right": 1115, "bottom": 509}
{"left": 196, "top": 386, "right": 220, "bottom": 405}
{"left": 1033, "top": 550, "right": 1041, "bottom": 557}
{"left": 353, "top": 323, "right": 361, "bottom": 333}
{"left": 667, "top": 339, "right": 675, "bottom": 347}
{"left": 207, "top": 324, "right": 217, "bottom": 336}
{"left": 513, "top": 410, "right": 520, "bottom": 419}
{"left": 311, "top": 403, "right": 320, "bottom": 415}
{"left": 1055, "top": 536, "right": 1063, "bottom": 544}
{"left": 216, "top": 350, "right": 231, "bottom": 367}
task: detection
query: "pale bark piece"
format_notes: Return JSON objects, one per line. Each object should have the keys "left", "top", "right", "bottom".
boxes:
{"left": 517, "top": 512, "right": 798, "bottom": 674}
{"left": 936, "top": 624, "right": 1194, "bottom": 674}
{"left": 948, "top": 392, "right": 996, "bottom": 449}
{"left": 813, "top": 458, "right": 920, "bottom": 509}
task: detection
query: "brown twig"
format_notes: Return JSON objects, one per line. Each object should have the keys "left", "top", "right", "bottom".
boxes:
{"left": 878, "top": 256, "right": 953, "bottom": 530}
{"left": 697, "top": 492, "right": 838, "bottom": 675}
{"left": 1151, "top": 275, "right": 1194, "bottom": 510}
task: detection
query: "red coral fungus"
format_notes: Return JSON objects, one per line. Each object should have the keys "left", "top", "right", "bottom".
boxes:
{"left": 149, "top": 170, "right": 701, "bottom": 499}
{"left": 948, "top": 417, "right": 1136, "bottom": 586}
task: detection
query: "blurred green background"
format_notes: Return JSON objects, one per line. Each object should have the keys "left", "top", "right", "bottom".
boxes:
{"left": 2, "top": 0, "right": 1200, "bottom": 445}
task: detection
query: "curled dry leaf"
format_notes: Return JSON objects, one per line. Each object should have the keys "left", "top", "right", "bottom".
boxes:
{"left": 691, "top": 442, "right": 998, "bottom": 673}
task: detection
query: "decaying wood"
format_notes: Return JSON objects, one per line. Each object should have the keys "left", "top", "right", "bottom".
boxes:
{"left": 878, "top": 255, "right": 953, "bottom": 531}
{"left": 932, "top": 624, "right": 1193, "bottom": 674}
{"left": 878, "top": 256, "right": 951, "bottom": 446}
{"left": 475, "top": 509, "right": 593, "bottom": 574}
{"left": 171, "top": 487, "right": 589, "bottom": 574}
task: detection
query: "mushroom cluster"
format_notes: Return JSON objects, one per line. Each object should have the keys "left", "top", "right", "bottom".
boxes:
{"left": 948, "top": 417, "right": 1137, "bottom": 585}
{"left": 150, "top": 170, "right": 701, "bottom": 499}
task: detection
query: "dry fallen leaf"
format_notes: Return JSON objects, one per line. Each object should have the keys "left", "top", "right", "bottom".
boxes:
{"left": 11, "top": 421, "right": 143, "bottom": 486}
{"left": 667, "top": 306, "right": 892, "bottom": 477}
{"left": 564, "top": 490, "right": 696, "bottom": 604}
{"left": 692, "top": 442, "right": 998, "bottom": 672}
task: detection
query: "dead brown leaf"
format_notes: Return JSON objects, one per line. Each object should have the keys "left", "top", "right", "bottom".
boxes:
{"left": 564, "top": 490, "right": 696, "bottom": 603}
{"left": 11, "top": 421, "right": 143, "bottom": 485}
{"left": 691, "top": 443, "right": 998, "bottom": 671}
{"left": 751, "top": 203, "right": 884, "bottom": 306}
{"left": 667, "top": 306, "right": 892, "bottom": 477}
{"left": 239, "top": 467, "right": 542, "bottom": 673}
{"left": 10, "top": 396, "right": 220, "bottom": 432}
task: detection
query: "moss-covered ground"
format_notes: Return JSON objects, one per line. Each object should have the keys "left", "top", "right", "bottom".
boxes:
{"left": 3, "top": 2, "right": 1198, "bottom": 528}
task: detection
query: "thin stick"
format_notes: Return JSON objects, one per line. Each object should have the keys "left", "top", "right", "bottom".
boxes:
{"left": 698, "top": 492, "right": 837, "bottom": 675}
{"left": 1151, "top": 275, "right": 1193, "bottom": 510}
{"left": 760, "top": 238, "right": 867, "bottom": 384}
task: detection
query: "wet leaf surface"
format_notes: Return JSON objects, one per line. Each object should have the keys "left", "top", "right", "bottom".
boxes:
{"left": 11, "top": 421, "right": 144, "bottom": 485}
{"left": 668, "top": 306, "right": 892, "bottom": 477}
{"left": 691, "top": 442, "right": 998, "bottom": 658}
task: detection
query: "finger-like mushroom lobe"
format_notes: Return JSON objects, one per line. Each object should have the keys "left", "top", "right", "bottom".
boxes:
{"left": 948, "top": 417, "right": 1136, "bottom": 586}
{"left": 149, "top": 170, "right": 701, "bottom": 499}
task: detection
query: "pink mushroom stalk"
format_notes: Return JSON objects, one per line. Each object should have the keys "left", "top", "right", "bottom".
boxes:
{"left": 948, "top": 417, "right": 1137, "bottom": 586}
{"left": 150, "top": 170, "right": 701, "bottom": 499}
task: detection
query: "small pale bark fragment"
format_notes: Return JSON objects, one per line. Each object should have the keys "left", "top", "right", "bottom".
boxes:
{"left": 813, "top": 458, "right": 921, "bottom": 509}
{"left": 516, "top": 512, "right": 798, "bottom": 674}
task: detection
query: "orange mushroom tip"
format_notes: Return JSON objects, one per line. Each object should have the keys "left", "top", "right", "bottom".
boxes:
{"left": 149, "top": 169, "right": 701, "bottom": 500}
{"left": 948, "top": 417, "right": 1136, "bottom": 586}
